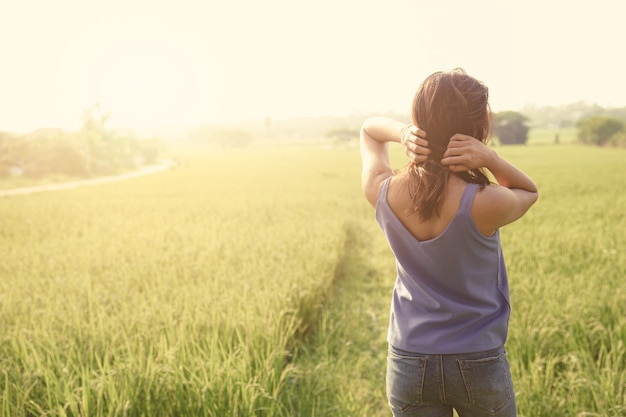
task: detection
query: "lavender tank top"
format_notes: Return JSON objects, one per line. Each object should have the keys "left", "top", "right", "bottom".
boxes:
{"left": 375, "top": 177, "right": 511, "bottom": 354}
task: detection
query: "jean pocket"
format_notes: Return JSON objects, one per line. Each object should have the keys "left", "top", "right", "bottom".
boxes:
{"left": 458, "top": 353, "right": 513, "bottom": 414}
{"left": 386, "top": 349, "right": 427, "bottom": 413}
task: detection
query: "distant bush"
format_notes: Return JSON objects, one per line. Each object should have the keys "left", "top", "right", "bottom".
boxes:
{"left": 607, "top": 130, "right": 626, "bottom": 147}
{"left": 22, "top": 138, "right": 89, "bottom": 178}
{"left": 0, "top": 105, "right": 163, "bottom": 179}
{"left": 577, "top": 115, "right": 626, "bottom": 147}
{"left": 493, "top": 111, "right": 529, "bottom": 145}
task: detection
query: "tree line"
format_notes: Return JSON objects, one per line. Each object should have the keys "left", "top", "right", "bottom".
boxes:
{"left": 2, "top": 101, "right": 623, "bottom": 182}
{"left": 322, "top": 104, "right": 626, "bottom": 147}
{"left": 495, "top": 102, "right": 626, "bottom": 146}
{"left": 0, "top": 105, "right": 162, "bottom": 180}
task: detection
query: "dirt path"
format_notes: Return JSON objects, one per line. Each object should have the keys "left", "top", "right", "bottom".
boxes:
{"left": 0, "top": 160, "right": 175, "bottom": 198}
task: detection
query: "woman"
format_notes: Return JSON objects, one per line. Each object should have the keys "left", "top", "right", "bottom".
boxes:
{"left": 360, "top": 68, "right": 538, "bottom": 417}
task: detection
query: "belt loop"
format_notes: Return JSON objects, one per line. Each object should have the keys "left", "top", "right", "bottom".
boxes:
{"left": 438, "top": 354, "right": 446, "bottom": 403}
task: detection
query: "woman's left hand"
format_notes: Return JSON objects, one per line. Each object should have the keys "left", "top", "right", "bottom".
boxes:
{"left": 401, "top": 125, "right": 430, "bottom": 164}
{"left": 441, "top": 133, "right": 493, "bottom": 172}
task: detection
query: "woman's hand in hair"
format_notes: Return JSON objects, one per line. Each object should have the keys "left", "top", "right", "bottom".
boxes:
{"left": 441, "top": 134, "right": 495, "bottom": 172}
{"left": 401, "top": 125, "right": 430, "bottom": 164}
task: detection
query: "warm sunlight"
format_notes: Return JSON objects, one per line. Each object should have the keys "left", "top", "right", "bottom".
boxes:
{"left": 2, "top": 3, "right": 625, "bottom": 416}
{"left": 1, "top": 0, "right": 624, "bottom": 133}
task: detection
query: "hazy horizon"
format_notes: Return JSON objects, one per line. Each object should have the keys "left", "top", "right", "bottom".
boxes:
{"left": 1, "top": 0, "right": 624, "bottom": 133}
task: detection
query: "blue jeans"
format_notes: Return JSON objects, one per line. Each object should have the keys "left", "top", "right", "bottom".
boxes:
{"left": 386, "top": 345, "right": 517, "bottom": 417}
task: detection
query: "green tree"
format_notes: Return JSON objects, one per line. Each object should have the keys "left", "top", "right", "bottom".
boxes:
{"left": 577, "top": 115, "right": 625, "bottom": 146}
{"left": 493, "top": 111, "right": 529, "bottom": 145}
{"left": 80, "top": 103, "right": 111, "bottom": 175}
{"left": 0, "top": 131, "right": 23, "bottom": 177}
{"left": 607, "top": 130, "right": 626, "bottom": 147}
{"left": 80, "top": 104, "right": 162, "bottom": 173}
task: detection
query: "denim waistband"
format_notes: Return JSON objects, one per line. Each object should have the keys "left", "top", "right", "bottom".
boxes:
{"left": 388, "top": 343, "right": 505, "bottom": 359}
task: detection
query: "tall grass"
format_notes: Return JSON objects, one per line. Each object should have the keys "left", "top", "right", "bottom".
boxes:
{"left": 0, "top": 144, "right": 355, "bottom": 416}
{"left": 500, "top": 144, "right": 626, "bottom": 417}
{"left": 286, "top": 143, "right": 626, "bottom": 417}
{"left": 0, "top": 140, "right": 624, "bottom": 416}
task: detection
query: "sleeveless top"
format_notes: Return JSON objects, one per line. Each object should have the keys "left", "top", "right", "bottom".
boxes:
{"left": 375, "top": 177, "right": 511, "bottom": 354}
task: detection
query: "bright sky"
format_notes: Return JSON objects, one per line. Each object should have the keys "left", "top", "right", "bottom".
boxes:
{"left": 1, "top": 0, "right": 624, "bottom": 133}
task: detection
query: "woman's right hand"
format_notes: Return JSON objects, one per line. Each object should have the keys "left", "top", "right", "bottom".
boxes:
{"left": 401, "top": 125, "right": 430, "bottom": 164}
{"left": 441, "top": 134, "right": 495, "bottom": 172}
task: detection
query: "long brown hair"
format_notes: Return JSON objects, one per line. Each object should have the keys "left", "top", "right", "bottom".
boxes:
{"left": 407, "top": 68, "right": 491, "bottom": 219}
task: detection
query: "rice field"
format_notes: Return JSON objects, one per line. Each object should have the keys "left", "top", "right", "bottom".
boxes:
{"left": 0, "top": 139, "right": 624, "bottom": 416}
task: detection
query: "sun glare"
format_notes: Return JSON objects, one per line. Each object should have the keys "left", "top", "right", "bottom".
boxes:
{"left": 0, "top": 0, "right": 624, "bottom": 133}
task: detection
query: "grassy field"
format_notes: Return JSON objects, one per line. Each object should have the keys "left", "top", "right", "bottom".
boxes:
{"left": 525, "top": 127, "right": 578, "bottom": 145}
{"left": 0, "top": 138, "right": 624, "bottom": 416}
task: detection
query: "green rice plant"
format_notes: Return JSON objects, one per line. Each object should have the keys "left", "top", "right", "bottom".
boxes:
{"left": 0, "top": 141, "right": 624, "bottom": 416}
{"left": 0, "top": 144, "right": 356, "bottom": 416}
{"left": 285, "top": 143, "right": 626, "bottom": 417}
{"left": 496, "top": 145, "right": 625, "bottom": 417}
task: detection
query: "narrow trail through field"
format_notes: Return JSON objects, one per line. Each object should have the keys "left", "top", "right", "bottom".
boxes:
{"left": 286, "top": 219, "right": 392, "bottom": 415}
{"left": 0, "top": 160, "right": 175, "bottom": 198}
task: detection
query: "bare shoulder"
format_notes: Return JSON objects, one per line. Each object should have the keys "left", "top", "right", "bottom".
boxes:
{"left": 474, "top": 183, "right": 516, "bottom": 207}
{"left": 471, "top": 184, "right": 518, "bottom": 236}
{"left": 472, "top": 183, "right": 538, "bottom": 235}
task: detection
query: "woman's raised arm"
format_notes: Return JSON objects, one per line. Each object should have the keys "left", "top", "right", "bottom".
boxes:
{"left": 359, "top": 117, "right": 429, "bottom": 207}
{"left": 441, "top": 134, "right": 539, "bottom": 232}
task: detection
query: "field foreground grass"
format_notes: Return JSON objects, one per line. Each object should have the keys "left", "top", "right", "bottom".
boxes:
{"left": 0, "top": 143, "right": 624, "bottom": 416}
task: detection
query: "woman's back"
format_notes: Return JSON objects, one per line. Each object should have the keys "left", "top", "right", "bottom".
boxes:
{"left": 376, "top": 175, "right": 511, "bottom": 354}
{"left": 386, "top": 172, "right": 473, "bottom": 242}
